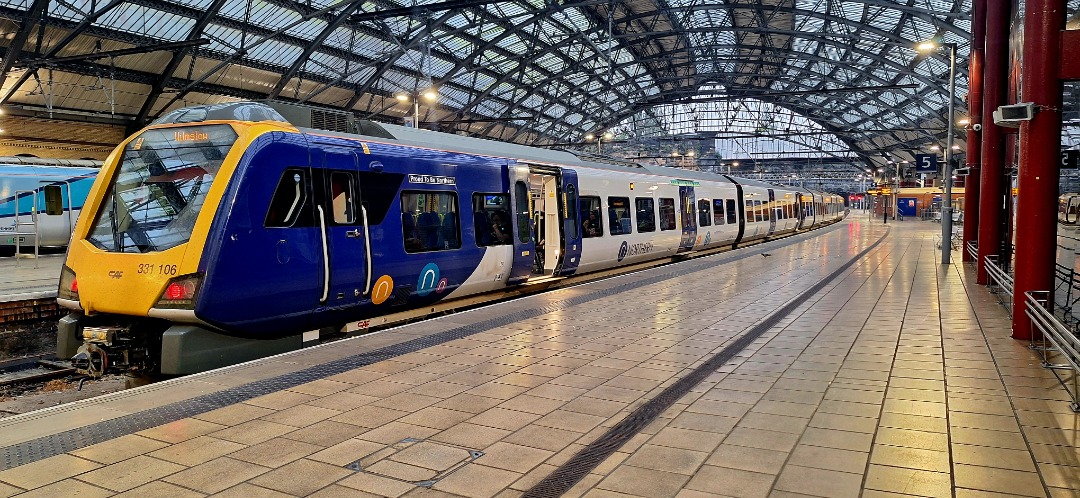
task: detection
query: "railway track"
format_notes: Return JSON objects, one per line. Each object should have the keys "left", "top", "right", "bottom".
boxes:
{"left": 0, "top": 355, "right": 75, "bottom": 388}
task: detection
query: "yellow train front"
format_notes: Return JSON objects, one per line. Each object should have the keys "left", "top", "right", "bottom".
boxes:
{"left": 56, "top": 103, "right": 319, "bottom": 377}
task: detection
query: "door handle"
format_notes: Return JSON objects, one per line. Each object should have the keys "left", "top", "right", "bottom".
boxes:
{"left": 346, "top": 229, "right": 362, "bottom": 238}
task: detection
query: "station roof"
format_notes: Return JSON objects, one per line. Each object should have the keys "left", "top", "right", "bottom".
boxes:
{"left": 0, "top": 0, "right": 995, "bottom": 167}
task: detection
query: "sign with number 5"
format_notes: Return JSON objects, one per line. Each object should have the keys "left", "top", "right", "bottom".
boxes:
{"left": 914, "top": 153, "right": 938, "bottom": 173}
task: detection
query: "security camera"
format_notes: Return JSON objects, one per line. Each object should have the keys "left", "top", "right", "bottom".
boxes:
{"left": 972, "top": 123, "right": 982, "bottom": 132}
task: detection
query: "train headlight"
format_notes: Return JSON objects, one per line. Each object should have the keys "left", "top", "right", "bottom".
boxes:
{"left": 154, "top": 273, "right": 203, "bottom": 309}
{"left": 58, "top": 265, "right": 79, "bottom": 301}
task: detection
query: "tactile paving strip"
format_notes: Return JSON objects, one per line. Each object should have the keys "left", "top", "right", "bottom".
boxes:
{"left": 522, "top": 232, "right": 887, "bottom": 498}
{"left": 0, "top": 225, "right": 848, "bottom": 470}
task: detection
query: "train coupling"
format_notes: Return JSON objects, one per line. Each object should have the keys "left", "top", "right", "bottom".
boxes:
{"left": 70, "top": 326, "right": 124, "bottom": 378}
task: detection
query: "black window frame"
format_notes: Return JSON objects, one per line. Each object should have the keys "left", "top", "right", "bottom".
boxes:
{"left": 712, "top": 199, "right": 725, "bottom": 226}
{"left": 697, "top": 199, "right": 712, "bottom": 227}
{"left": 265, "top": 168, "right": 311, "bottom": 228}
{"left": 659, "top": 198, "right": 677, "bottom": 231}
{"left": 635, "top": 197, "right": 656, "bottom": 233}
{"left": 580, "top": 196, "right": 603, "bottom": 238}
{"left": 472, "top": 192, "right": 512, "bottom": 247}
{"left": 400, "top": 190, "right": 461, "bottom": 253}
{"left": 328, "top": 170, "right": 359, "bottom": 225}
{"left": 607, "top": 196, "right": 632, "bottom": 235}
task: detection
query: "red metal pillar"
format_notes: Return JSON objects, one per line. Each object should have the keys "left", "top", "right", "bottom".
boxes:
{"left": 1012, "top": 0, "right": 1065, "bottom": 340}
{"left": 962, "top": 0, "right": 986, "bottom": 262}
{"left": 976, "top": 0, "right": 1011, "bottom": 284}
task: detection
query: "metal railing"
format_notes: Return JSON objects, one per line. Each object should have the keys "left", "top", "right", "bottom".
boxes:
{"left": 12, "top": 190, "right": 39, "bottom": 268}
{"left": 985, "top": 254, "right": 1014, "bottom": 313}
{"left": 1024, "top": 291, "right": 1080, "bottom": 412}
{"left": 965, "top": 240, "right": 977, "bottom": 261}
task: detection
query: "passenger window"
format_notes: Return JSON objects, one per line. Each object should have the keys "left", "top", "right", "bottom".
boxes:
{"left": 265, "top": 169, "right": 309, "bottom": 228}
{"left": 726, "top": 199, "right": 737, "bottom": 224}
{"left": 698, "top": 199, "right": 711, "bottom": 227}
{"left": 636, "top": 198, "right": 656, "bottom": 233}
{"left": 329, "top": 171, "right": 357, "bottom": 224}
{"left": 712, "top": 199, "right": 725, "bottom": 225}
{"left": 401, "top": 191, "right": 460, "bottom": 252}
{"left": 754, "top": 200, "right": 764, "bottom": 222}
{"left": 356, "top": 171, "right": 405, "bottom": 225}
{"left": 473, "top": 193, "right": 511, "bottom": 247}
{"left": 608, "top": 196, "right": 631, "bottom": 235}
{"left": 659, "top": 198, "right": 677, "bottom": 230}
{"left": 580, "top": 196, "right": 603, "bottom": 238}
{"left": 745, "top": 200, "right": 754, "bottom": 224}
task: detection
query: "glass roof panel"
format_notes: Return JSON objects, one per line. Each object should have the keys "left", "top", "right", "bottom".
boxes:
{"left": 99, "top": 5, "right": 189, "bottom": 41}
{"left": 17, "top": 0, "right": 977, "bottom": 161}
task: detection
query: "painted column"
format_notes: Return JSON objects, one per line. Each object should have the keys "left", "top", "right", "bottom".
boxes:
{"left": 976, "top": 0, "right": 1011, "bottom": 284}
{"left": 1012, "top": 0, "right": 1065, "bottom": 340}
{"left": 963, "top": 0, "right": 986, "bottom": 262}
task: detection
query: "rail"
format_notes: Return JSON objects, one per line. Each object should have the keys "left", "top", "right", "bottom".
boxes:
{"left": 985, "top": 254, "right": 1013, "bottom": 312}
{"left": 965, "top": 240, "right": 977, "bottom": 261}
{"left": 1024, "top": 291, "right": 1080, "bottom": 412}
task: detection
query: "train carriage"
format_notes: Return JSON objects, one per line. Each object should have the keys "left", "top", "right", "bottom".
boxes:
{"left": 0, "top": 164, "right": 99, "bottom": 250}
{"left": 57, "top": 101, "right": 845, "bottom": 377}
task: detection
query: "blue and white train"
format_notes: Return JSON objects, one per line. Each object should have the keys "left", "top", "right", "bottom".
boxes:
{"left": 56, "top": 102, "right": 845, "bottom": 377}
{"left": 0, "top": 161, "right": 100, "bottom": 251}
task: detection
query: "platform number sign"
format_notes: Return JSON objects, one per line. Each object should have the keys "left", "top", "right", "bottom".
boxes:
{"left": 914, "top": 153, "right": 938, "bottom": 173}
{"left": 1061, "top": 150, "right": 1079, "bottom": 170}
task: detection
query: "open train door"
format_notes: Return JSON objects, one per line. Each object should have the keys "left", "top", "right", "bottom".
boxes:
{"left": 766, "top": 189, "right": 777, "bottom": 235}
{"left": 506, "top": 163, "right": 533, "bottom": 285}
{"left": 795, "top": 193, "right": 807, "bottom": 230}
{"left": 555, "top": 168, "right": 582, "bottom": 276}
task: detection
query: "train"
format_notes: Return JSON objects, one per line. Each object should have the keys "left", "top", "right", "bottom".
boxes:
{"left": 56, "top": 101, "right": 846, "bottom": 377}
{"left": 0, "top": 162, "right": 100, "bottom": 252}
{"left": 1060, "top": 193, "right": 1080, "bottom": 224}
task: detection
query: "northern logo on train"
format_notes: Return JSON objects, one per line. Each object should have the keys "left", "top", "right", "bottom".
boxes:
{"left": 371, "top": 275, "right": 394, "bottom": 305}
{"left": 417, "top": 263, "right": 440, "bottom": 297}
{"left": 704, "top": 232, "right": 712, "bottom": 244}
{"left": 617, "top": 241, "right": 654, "bottom": 262}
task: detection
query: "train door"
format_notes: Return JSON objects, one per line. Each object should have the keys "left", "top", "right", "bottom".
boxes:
{"left": 506, "top": 164, "right": 533, "bottom": 285}
{"left": 556, "top": 169, "right": 581, "bottom": 275}
{"left": 795, "top": 193, "right": 806, "bottom": 230}
{"left": 39, "top": 181, "right": 75, "bottom": 245}
{"left": 730, "top": 179, "right": 746, "bottom": 247}
{"left": 320, "top": 149, "right": 367, "bottom": 308}
{"left": 767, "top": 189, "right": 777, "bottom": 235}
{"left": 678, "top": 186, "right": 696, "bottom": 253}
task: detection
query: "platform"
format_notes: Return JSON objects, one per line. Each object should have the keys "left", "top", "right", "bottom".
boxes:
{"left": 0, "top": 253, "right": 63, "bottom": 302}
{"left": 0, "top": 219, "right": 1076, "bottom": 498}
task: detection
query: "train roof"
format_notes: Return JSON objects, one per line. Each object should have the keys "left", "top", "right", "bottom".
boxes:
{"left": 0, "top": 164, "right": 100, "bottom": 176}
{"left": 160, "top": 101, "right": 847, "bottom": 191}
{"left": 0, "top": 157, "right": 102, "bottom": 168}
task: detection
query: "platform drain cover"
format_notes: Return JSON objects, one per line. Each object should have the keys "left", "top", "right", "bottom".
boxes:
{"left": 344, "top": 437, "right": 483, "bottom": 488}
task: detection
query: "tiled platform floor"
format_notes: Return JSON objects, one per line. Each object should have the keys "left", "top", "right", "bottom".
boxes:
{"left": 0, "top": 253, "right": 64, "bottom": 301}
{"left": 0, "top": 218, "right": 1077, "bottom": 497}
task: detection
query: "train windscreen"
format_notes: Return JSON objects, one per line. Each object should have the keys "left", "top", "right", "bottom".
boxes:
{"left": 87, "top": 125, "right": 237, "bottom": 253}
